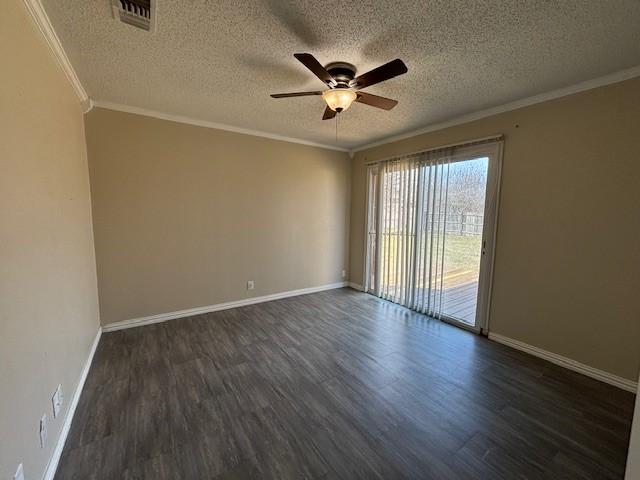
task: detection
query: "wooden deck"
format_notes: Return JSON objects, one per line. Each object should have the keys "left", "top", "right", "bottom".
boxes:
{"left": 440, "top": 268, "right": 479, "bottom": 325}
{"left": 442, "top": 279, "right": 479, "bottom": 325}
{"left": 389, "top": 268, "right": 479, "bottom": 326}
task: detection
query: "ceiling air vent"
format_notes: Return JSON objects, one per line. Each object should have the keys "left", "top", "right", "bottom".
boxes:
{"left": 111, "top": 0, "right": 155, "bottom": 32}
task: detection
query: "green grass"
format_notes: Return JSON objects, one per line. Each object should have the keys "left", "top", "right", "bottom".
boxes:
{"left": 379, "top": 233, "right": 482, "bottom": 282}
{"left": 443, "top": 234, "right": 482, "bottom": 271}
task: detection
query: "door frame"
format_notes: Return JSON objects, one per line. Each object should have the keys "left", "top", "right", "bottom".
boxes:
{"left": 472, "top": 141, "right": 503, "bottom": 334}
{"left": 362, "top": 139, "right": 504, "bottom": 334}
{"left": 363, "top": 163, "right": 382, "bottom": 296}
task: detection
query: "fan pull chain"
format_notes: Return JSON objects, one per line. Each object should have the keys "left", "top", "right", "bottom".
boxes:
{"left": 335, "top": 113, "right": 339, "bottom": 143}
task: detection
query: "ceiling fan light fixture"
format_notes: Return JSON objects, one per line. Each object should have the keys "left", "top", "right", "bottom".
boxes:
{"left": 322, "top": 89, "right": 357, "bottom": 112}
{"left": 271, "top": 54, "right": 407, "bottom": 120}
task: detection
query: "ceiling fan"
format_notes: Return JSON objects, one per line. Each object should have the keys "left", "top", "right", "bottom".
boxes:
{"left": 271, "top": 53, "right": 408, "bottom": 120}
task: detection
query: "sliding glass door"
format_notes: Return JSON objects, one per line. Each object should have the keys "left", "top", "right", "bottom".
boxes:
{"left": 438, "top": 156, "right": 488, "bottom": 324}
{"left": 364, "top": 140, "right": 502, "bottom": 332}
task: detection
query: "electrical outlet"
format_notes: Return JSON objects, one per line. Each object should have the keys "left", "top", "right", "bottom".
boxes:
{"left": 247, "top": 280, "right": 255, "bottom": 290}
{"left": 341, "top": 269, "right": 346, "bottom": 279}
{"left": 39, "top": 414, "right": 47, "bottom": 448}
{"left": 14, "top": 463, "right": 24, "bottom": 480}
{"left": 52, "top": 384, "right": 63, "bottom": 418}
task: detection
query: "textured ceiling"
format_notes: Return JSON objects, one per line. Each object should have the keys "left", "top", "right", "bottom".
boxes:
{"left": 43, "top": 0, "right": 640, "bottom": 149}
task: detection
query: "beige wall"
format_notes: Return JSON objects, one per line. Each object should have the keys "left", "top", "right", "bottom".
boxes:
{"left": 350, "top": 78, "right": 640, "bottom": 381}
{"left": 85, "top": 108, "right": 351, "bottom": 325}
{"left": 0, "top": 1, "right": 100, "bottom": 478}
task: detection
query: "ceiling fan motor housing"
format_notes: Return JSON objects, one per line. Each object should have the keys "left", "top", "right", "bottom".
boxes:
{"left": 325, "top": 62, "right": 357, "bottom": 87}
{"left": 270, "top": 54, "right": 406, "bottom": 120}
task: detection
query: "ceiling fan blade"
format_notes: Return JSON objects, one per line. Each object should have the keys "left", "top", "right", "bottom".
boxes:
{"left": 355, "top": 92, "right": 398, "bottom": 110}
{"left": 350, "top": 58, "right": 408, "bottom": 90}
{"left": 294, "top": 53, "right": 337, "bottom": 87}
{"left": 322, "top": 106, "right": 337, "bottom": 120}
{"left": 271, "top": 91, "right": 323, "bottom": 98}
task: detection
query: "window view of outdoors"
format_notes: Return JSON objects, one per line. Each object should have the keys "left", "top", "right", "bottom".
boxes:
{"left": 440, "top": 157, "right": 488, "bottom": 324}
{"left": 371, "top": 156, "right": 489, "bottom": 326}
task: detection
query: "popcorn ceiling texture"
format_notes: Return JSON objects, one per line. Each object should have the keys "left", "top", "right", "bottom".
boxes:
{"left": 42, "top": 0, "right": 640, "bottom": 149}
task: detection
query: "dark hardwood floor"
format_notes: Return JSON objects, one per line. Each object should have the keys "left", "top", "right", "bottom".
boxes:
{"left": 55, "top": 288, "right": 634, "bottom": 479}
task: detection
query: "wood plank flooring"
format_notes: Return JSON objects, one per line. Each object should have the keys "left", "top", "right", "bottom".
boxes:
{"left": 55, "top": 288, "right": 634, "bottom": 479}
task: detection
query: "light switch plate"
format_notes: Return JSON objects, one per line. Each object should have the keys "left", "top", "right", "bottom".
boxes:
{"left": 14, "top": 463, "right": 24, "bottom": 480}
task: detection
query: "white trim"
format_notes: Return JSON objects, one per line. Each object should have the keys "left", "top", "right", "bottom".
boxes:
{"left": 363, "top": 135, "right": 504, "bottom": 166}
{"left": 18, "top": 0, "right": 640, "bottom": 155}
{"left": 362, "top": 164, "right": 374, "bottom": 293}
{"left": 90, "top": 101, "right": 350, "bottom": 153}
{"left": 82, "top": 97, "right": 94, "bottom": 114}
{"left": 102, "top": 282, "right": 348, "bottom": 332}
{"left": 43, "top": 327, "right": 102, "bottom": 480}
{"left": 488, "top": 332, "right": 638, "bottom": 393}
{"left": 351, "top": 65, "right": 640, "bottom": 153}
{"left": 22, "top": 0, "right": 88, "bottom": 104}
{"left": 475, "top": 141, "right": 503, "bottom": 333}
{"left": 348, "top": 282, "right": 364, "bottom": 291}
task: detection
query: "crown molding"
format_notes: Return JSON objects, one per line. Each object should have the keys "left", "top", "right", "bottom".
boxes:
{"left": 21, "top": 0, "right": 638, "bottom": 155}
{"left": 23, "top": 0, "right": 88, "bottom": 104}
{"left": 91, "top": 100, "right": 350, "bottom": 152}
{"left": 351, "top": 65, "right": 640, "bottom": 153}
{"left": 81, "top": 97, "right": 93, "bottom": 114}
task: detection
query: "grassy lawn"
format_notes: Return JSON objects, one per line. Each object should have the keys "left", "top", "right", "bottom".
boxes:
{"left": 443, "top": 234, "right": 482, "bottom": 272}
{"left": 380, "top": 233, "right": 482, "bottom": 284}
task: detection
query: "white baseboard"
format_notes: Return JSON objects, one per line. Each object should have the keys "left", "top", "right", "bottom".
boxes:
{"left": 488, "top": 332, "right": 637, "bottom": 393}
{"left": 102, "top": 282, "right": 349, "bottom": 332}
{"left": 43, "top": 327, "right": 102, "bottom": 480}
{"left": 348, "top": 282, "right": 364, "bottom": 291}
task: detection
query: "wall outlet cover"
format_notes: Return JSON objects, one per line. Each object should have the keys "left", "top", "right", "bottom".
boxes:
{"left": 14, "top": 463, "right": 24, "bottom": 480}
{"left": 52, "top": 384, "right": 63, "bottom": 418}
{"left": 341, "top": 269, "right": 346, "bottom": 278}
{"left": 40, "top": 414, "right": 47, "bottom": 448}
{"left": 247, "top": 280, "right": 255, "bottom": 290}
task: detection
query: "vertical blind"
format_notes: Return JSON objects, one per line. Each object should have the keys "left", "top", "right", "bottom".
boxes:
{"left": 372, "top": 149, "right": 454, "bottom": 319}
